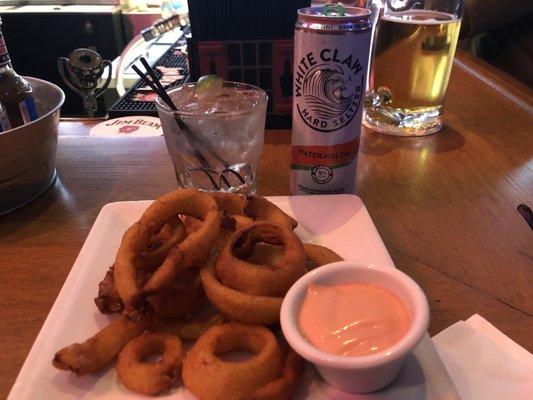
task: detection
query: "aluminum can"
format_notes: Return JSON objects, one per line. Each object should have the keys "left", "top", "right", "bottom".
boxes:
{"left": 291, "top": 7, "right": 371, "bottom": 195}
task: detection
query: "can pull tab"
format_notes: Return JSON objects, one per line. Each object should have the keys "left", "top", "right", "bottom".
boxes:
{"left": 322, "top": 2, "right": 346, "bottom": 16}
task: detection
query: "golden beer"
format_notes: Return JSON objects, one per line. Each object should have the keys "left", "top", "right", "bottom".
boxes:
{"left": 365, "top": 10, "right": 461, "bottom": 135}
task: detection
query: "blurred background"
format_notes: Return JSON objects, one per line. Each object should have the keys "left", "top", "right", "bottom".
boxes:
{"left": 1, "top": 0, "right": 530, "bottom": 118}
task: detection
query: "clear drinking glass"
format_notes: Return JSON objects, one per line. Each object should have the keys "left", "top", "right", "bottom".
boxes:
{"left": 156, "top": 81, "right": 268, "bottom": 194}
{"left": 364, "top": 0, "right": 465, "bottom": 136}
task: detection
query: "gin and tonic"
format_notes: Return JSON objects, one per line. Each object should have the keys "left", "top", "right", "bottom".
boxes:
{"left": 156, "top": 79, "right": 267, "bottom": 194}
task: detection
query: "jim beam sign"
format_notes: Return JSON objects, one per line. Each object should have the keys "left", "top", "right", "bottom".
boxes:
{"left": 90, "top": 116, "right": 163, "bottom": 137}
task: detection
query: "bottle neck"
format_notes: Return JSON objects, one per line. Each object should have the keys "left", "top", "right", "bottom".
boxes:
{"left": 0, "top": 28, "right": 13, "bottom": 71}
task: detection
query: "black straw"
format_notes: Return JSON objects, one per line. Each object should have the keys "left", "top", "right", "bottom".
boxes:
{"left": 131, "top": 64, "right": 168, "bottom": 104}
{"left": 139, "top": 58, "right": 178, "bottom": 111}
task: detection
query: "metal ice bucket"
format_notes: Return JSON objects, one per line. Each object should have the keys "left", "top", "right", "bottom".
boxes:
{"left": 0, "top": 77, "right": 65, "bottom": 215}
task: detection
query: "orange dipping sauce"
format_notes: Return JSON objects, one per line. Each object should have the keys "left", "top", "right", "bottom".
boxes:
{"left": 298, "top": 283, "right": 410, "bottom": 357}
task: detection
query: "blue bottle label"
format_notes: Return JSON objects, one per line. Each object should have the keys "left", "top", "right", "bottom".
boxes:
{"left": 18, "top": 96, "right": 38, "bottom": 124}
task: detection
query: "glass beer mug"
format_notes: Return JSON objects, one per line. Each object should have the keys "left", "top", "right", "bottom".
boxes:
{"left": 364, "top": 0, "right": 465, "bottom": 136}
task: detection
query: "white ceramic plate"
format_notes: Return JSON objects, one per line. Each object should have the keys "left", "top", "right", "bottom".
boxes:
{"left": 8, "top": 195, "right": 459, "bottom": 399}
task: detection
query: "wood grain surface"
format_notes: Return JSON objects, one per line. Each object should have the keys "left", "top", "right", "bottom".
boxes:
{"left": 1, "top": 51, "right": 532, "bottom": 398}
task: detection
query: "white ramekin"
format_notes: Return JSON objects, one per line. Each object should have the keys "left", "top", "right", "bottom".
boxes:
{"left": 280, "top": 260, "right": 430, "bottom": 393}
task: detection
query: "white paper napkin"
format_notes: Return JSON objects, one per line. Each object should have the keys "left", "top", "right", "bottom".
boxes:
{"left": 432, "top": 314, "right": 533, "bottom": 400}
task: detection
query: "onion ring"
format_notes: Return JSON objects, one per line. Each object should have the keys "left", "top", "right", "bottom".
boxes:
{"left": 182, "top": 212, "right": 236, "bottom": 237}
{"left": 210, "top": 192, "right": 246, "bottom": 215}
{"left": 94, "top": 265, "right": 123, "bottom": 314}
{"left": 139, "top": 217, "right": 187, "bottom": 271}
{"left": 113, "top": 222, "right": 152, "bottom": 314}
{"left": 96, "top": 220, "right": 188, "bottom": 315}
{"left": 247, "top": 349, "right": 304, "bottom": 400}
{"left": 150, "top": 269, "right": 204, "bottom": 319}
{"left": 303, "top": 243, "right": 343, "bottom": 270}
{"left": 142, "top": 247, "right": 184, "bottom": 294}
{"left": 247, "top": 242, "right": 283, "bottom": 266}
{"left": 215, "top": 222, "right": 306, "bottom": 297}
{"left": 200, "top": 263, "right": 283, "bottom": 325}
{"left": 220, "top": 211, "right": 237, "bottom": 231}
{"left": 117, "top": 332, "right": 185, "bottom": 396}
{"left": 181, "top": 214, "right": 204, "bottom": 236}
{"left": 114, "top": 188, "right": 220, "bottom": 316}
{"left": 234, "top": 214, "right": 254, "bottom": 230}
{"left": 141, "top": 189, "right": 220, "bottom": 287}
{"left": 52, "top": 315, "right": 151, "bottom": 376}
{"left": 182, "top": 323, "right": 283, "bottom": 400}
{"left": 155, "top": 312, "right": 227, "bottom": 340}
{"left": 245, "top": 196, "right": 297, "bottom": 229}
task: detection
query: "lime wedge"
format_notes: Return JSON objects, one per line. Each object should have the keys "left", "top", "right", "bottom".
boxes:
{"left": 195, "top": 75, "right": 224, "bottom": 101}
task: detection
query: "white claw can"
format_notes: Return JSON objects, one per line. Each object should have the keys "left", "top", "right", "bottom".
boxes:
{"left": 291, "top": 7, "right": 372, "bottom": 195}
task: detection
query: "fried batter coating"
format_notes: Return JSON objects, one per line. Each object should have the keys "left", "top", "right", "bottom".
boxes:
{"left": 117, "top": 332, "right": 185, "bottom": 395}
{"left": 114, "top": 189, "right": 220, "bottom": 318}
{"left": 215, "top": 222, "right": 306, "bottom": 297}
{"left": 183, "top": 323, "right": 283, "bottom": 400}
{"left": 94, "top": 265, "right": 123, "bottom": 314}
{"left": 155, "top": 312, "right": 227, "bottom": 340}
{"left": 52, "top": 315, "right": 151, "bottom": 376}
{"left": 150, "top": 269, "right": 205, "bottom": 319}
{"left": 200, "top": 262, "right": 283, "bottom": 325}
{"left": 303, "top": 243, "right": 343, "bottom": 270}
{"left": 210, "top": 192, "right": 246, "bottom": 215}
{"left": 247, "top": 350, "right": 304, "bottom": 400}
{"left": 245, "top": 196, "right": 297, "bottom": 230}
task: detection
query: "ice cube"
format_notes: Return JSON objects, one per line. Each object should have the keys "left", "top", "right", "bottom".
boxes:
{"left": 170, "top": 82, "right": 264, "bottom": 116}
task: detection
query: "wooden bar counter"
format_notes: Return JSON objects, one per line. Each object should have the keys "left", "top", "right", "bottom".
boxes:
{"left": 1, "top": 51, "right": 531, "bottom": 398}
